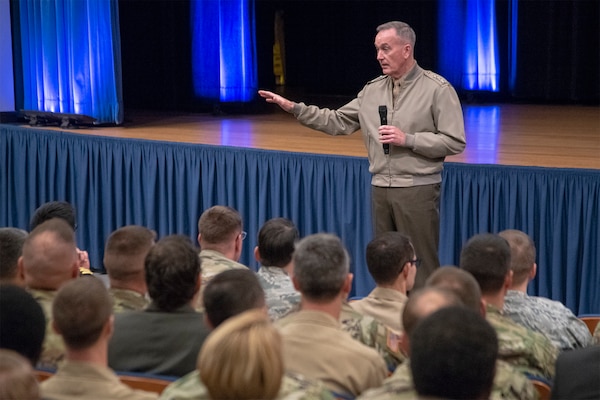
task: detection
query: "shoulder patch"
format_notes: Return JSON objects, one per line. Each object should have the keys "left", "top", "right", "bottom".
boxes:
{"left": 367, "top": 75, "right": 387, "bottom": 85}
{"left": 424, "top": 70, "right": 449, "bottom": 87}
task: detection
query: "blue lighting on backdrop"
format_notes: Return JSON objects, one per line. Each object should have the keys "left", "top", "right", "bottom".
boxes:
{"left": 438, "top": 0, "right": 499, "bottom": 92}
{"left": 191, "top": 0, "right": 258, "bottom": 102}
{"left": 17, "top": 0, "right": 123, "bottom": 124}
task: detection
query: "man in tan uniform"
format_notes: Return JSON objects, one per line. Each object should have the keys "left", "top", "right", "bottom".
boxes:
{"left": 40, "top": 277, "right": 157, "bottom": 400}
{"left": 276, "top": 233, "right": 388, "bottom": 397}
{"left": 19, "top": 218, "right": 80, "bottom": 369}
{"left": 103, "top": 225, "right": 155, "bottom": 312}
{"left": 351, "top": 232, "right": 416, "bottom": 333}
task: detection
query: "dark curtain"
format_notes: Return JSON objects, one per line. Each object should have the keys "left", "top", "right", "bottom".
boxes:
{"left": 510, "top": 0, "right": 599, "bottom": 102}
{"left": 2, "top": 124, "right": 598, "bottom": 313}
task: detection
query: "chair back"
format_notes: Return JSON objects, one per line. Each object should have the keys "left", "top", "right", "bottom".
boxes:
{"left": 578, "top": 315, "right": 600, "bottom": 335}
{"left": 118, "top": 373, "right": 174, "bottom": 394}
{"left": 531, "top": 379, "right": 552, "bottom": 400}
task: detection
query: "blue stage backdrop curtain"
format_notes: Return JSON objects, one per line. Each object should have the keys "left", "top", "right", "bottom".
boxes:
{"left": 191, "top": 0, "right": 257, "bottom": 102}
{"left": 438, "top": 0, "right": 499, "bottom": 92}
{"left": 1, "top": 124, "right": 598, "bottom": 313}
{"left": 14, "top": 0, "right": 123, "bottom": 124}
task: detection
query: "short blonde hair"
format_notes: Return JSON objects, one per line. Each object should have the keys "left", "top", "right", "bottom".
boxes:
{"left": 199, "top": 309, "right": 283, "bottom": 400}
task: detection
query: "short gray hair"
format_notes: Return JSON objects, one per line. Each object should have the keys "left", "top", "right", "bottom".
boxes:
{"left": 377, "top": 21, "right": 416, "bottom": 47}
{"left": 293, "top": 233, "right": 350, "bottom": 302}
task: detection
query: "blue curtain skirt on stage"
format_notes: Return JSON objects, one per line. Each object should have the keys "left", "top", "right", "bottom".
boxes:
{"left": 1, "top": 124, "right": 598, "bottom": 314}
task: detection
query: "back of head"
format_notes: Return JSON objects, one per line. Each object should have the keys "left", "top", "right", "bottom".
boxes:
{"left": 198, "top": 205, "right": 242, "bottom": 246}
{"left": 0, "top": 228, "right": 28, "bottom": 282}
{"left": 402, "top": 286, "right": 463, "bottom": 338}
{"left": 103, "top": 225, "right": 156, "bottom": 281}
{"left": 459, "top": 233, "right": 511, "bottom": 294}
{"left": 145, "top": 235, "right": 201, "bottom": 311}
{"left": 204, "top": 269, "right": 266, "bottom": 328}
{"left": 411, "top": 306, "right": 498, "bottom": 400}
{"left": 292, "top": 233, "right": 349, "bottom": 302}
{"left": 0, "top": 349, "right": 40, "bottom": 400}
{"left": 366, "top": 231, "right": 413, "bottom": 285}
{"left": 498, "top": 229, "right": 536, "bottom": 286}
{"left": 425, "top": 266, "right": 482, "bottom": 312}
{"left": 0, "top": 284, "right": 45, "bottom": 365}
{"left": 52, "top": 277, "right": 113, "bottom": 350}
{"left": 30, "top": 201, "right": 76, "bottom": 231}
{"left": 257, "top": 218, "right": 298, "bottom": 267}
{"left": 199, "top": 309, "right": 283, "bottom": 400}
{"left": 21, "top": 218, "right": 78, "bottom": 289}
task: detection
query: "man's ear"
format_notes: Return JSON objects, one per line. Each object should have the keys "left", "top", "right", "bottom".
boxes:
{"left": 342, "top": 273, "right": 354, "bottom": 296}
{"left": 51, "top": 319, "right": 61, "bottom": 335}
{"left": 529, "top": 263, "right": 537, "bottom": 280}
{"left": 254, "top": 246, "right": 261, "bottom": 263}
{"left": 197, "top": 233, "right": 202, "bottom": 247}
{"left": 292, "top": 275, "right": 301, "bottom": 291}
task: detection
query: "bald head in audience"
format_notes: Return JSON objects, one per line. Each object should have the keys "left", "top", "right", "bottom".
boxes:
{"left": 400, "top": 286, "right": 463, "bottom": 355}
{"left": 19, "top": 219, "right": 79, "bottom": 290}
{"left": 425, "top": 265, "right": 484, "bottom": 315}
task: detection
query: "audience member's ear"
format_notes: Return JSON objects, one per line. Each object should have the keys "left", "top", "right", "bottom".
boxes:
{"left": 291, "top": 276, "right": 301, "bottom": 292}
{"left": 479, "top": 299, "right": 487, "bottom": 318}
{"left": 254, "top": 246, "right": 261, "bottom": 263}
{"left": 529, "top": 263, "right": 537, "bottom": 280}
{"left": 51, "top": 320, "right": 62, "bottom": 336}
{"left": 342, "top": 273, "right": 354, "bottom": 297}
{"left": 16, "top": 257, "right": 26, "bottom": 286}
{"left": 105, "top": 315, "right": 115, "bottom": 338}
{"left": 197, "top": 233, "right": 202, "bottom": 247}
{"left": 501, "top": 270, "right": 513, "bottom": 295}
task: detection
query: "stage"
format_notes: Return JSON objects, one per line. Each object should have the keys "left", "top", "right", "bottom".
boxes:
{"left": 1, "top": 103, "right": 599, "bottom": 313}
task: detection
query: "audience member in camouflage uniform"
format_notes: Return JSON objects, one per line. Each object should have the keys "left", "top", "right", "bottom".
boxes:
{"left": 0, "top": 227, "right": 28, "bottom": 287}
{"left": 254, "top": 218, "right": 301, "bottom": 321}
{"left": 161, "top": 269, "right": 333, "bottom": 399}
{"left": 196, "top": 205, "right": 248, "bottom": 308}
{"left": 350, "top": 232, "right": 416, "bottom": 333}
{"left": 339, "top": 302, "right": 406, "bottom": 371}
{"left": 20, "top": 219, "right": 80, "bottom": 369}
{"left": 411, "top": 307, "right": 498, "bottom": 400}
{"left": 358, "top": 287, "right": 538, "bottom": 400}
{"left": 499, "top": 229, "right": 592, "bottom": 350}
{"left": 594, "top": 323, "right": 600, "bottom": 345}
{"left": 460, "top": 233, "right": 558, "bottom": 380}
{"left": 29, "top": 201, "right": 92, "bottom": 275}
{"left": 276, "top": 234, "right": 388, "bottom": 397}
{"left": 104, "top": 225, "right": 156, "bottom": 312}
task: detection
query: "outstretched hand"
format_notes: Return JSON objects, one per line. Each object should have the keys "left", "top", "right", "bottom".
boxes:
{"left": 258, "top": 90, "right": 295, "bottom": 113}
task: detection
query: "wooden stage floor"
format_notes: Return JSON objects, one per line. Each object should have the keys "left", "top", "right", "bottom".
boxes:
{"left": 23, "top": 103, "right": 600, "bottom": 170}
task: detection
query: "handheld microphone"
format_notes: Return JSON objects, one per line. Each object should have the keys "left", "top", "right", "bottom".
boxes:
{"left": 379, "top": 105, "right": 389, "bottom": 155}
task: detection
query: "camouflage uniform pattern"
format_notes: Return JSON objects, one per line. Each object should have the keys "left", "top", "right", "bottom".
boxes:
{"left": 594, "top": 323, "right": 600, "bottom": 345}
{"left": 339, "top": 302, "right": 406, "bottom": 372}
{"left": 503, "top": 290, "right": 591, "bottom": 350}
{"left": 159, "top": 370, "right": 335, "bottom": 400}
{"left": 28, "top": 288, "right": 65, "bottom": 369}
{"left": 196, "top": 250, "right": 248, "bottom": 309}
{"left": 256, "top": 266, "right": 301, "bottom": 321}
{"left": 486, "top": 303, "right": 558, "bottom": 380}
{"left": 357, "top": 359, "right": 539, "bottom": 400}
{"left": 350, "top": 287, "right": 408, "bottom": 333}
{"left": 109, "top": 288, "right": 149, "bottom": 313}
